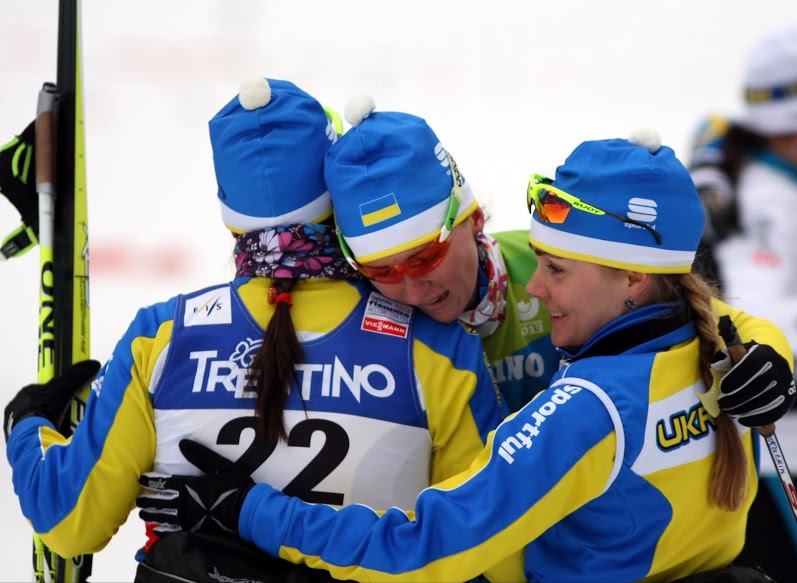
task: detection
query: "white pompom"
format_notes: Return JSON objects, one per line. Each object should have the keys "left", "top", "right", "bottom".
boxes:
{"left": 239, "top": 78, "right": 272, "bottom": 110}
{"left": 629, "top": 128, "right": 662, "bottom": 153}
{"left": 344, "top": 94, "right": 376, "bottom": 127}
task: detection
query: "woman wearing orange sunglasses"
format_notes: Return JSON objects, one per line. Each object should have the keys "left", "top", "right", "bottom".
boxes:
{"left": 326, "top": 96, "right": 560, "bottom": 414}
{"left": 153, "top": 130, "right": 795, "bottom": 582}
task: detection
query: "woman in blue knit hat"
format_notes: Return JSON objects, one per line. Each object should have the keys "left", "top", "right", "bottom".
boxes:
{"left": 324, "top": 95, "right": 560, "bottom": 414}
{"left": 161, "top": 130, "right": 794, "bottom": 582}
{"left": 3, "top": 78, "right": 505, "bottom": 581}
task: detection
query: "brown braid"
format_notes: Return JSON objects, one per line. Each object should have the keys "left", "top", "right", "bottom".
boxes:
{"left": 248, "top": 278, "right": 303, "bottom": 443}
{"left": 653, "top": 273, "right": 748, "bottom": 510}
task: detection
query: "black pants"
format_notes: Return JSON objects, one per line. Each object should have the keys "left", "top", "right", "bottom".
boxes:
{"left": 134, "top": 532, "right": 339, "bottom": 583}
{"left": 672, "top": 565, "right": 775, "bottom": 583}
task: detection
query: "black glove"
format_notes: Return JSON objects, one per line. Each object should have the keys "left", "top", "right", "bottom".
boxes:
{"left": 137, "top": 472, "right": 188, "bottom": 535}
{"left": 137, "top": 439, "right": 254, "bottom": 536}
{"left": 712, "top": 342, "right": 796, "bottom": 427}
{"left": 4, "top": 359, "right": 100, "bottom": 442}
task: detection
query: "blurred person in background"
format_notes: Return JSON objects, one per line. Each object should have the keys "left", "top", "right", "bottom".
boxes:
{"left": 689, "top": 24, "right": 797, "bottom": 342}
{"left": 686, "top": 24, "right": 797, "bottom": 580}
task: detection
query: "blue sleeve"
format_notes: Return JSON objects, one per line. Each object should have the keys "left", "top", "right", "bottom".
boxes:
{"left": 238, "top": 384, "right": 617, "bottom": 582}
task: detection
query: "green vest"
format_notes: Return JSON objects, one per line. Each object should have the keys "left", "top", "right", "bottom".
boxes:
{"left": 481, "top": 231, "right": 559, "bottom": 412}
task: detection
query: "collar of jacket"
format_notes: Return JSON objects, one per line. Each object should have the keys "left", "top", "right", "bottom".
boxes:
{"left": 559, "top": 302, "right": 694, "bottom": 362}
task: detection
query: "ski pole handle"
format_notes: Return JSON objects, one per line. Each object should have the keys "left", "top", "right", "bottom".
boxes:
{"left": 35, "top": 83, "right": 56, "bottom": 189}
{"left": 717, "top": 315, "right": 797, "bottom": 523}
{"left": 717, "top": 315, "right": 775, "bottom": 436}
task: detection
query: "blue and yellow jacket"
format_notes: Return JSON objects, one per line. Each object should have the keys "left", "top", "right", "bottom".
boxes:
{"left": 6, "top": 277, "right": 505, "bottom": 559}
{"left": 234, "top": 303, "right": 789, "bottom": 583}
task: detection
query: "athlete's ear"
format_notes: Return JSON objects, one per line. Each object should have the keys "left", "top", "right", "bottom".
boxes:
{"left": 626, "top": 270, "right": 652, "bottom": 301}
{"left": 470, "top": 207, "right": 486, "bottom": 234}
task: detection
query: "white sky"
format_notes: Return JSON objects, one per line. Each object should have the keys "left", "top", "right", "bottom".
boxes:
{"left": 2, "top": 1, "right": 797, "bottom": 580}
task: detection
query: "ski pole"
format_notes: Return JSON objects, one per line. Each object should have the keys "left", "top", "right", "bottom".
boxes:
{"left": 34, "top": 81, "right": 58, "bottom": 583}
{"left": 717, "top": 315, "right": 797, "bottom": 525}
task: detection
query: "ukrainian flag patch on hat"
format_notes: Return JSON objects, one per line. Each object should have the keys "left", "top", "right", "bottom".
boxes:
{"left": 360, "top": 193, "right": 402, "bottom": 227}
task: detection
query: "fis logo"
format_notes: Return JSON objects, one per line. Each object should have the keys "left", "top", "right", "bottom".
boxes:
{"left": 627, "top": 198, "right": 657, "bottom": 223}
{"left": 195, "top": 297, "right": 223, "bottom": 315}
{"left": 498, "top": 386, "right": 581, "bottom": 464}
{"left": 184, "top": 288, "right": 232, "bottom": 326}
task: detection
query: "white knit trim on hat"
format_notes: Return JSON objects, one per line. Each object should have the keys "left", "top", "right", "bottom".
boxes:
{"left": 344, "top": 181, "right": 478, "bottom": 263}
{"left": 529, "top": 219, "right": 695, "bottom": 274}
{"left": 221, "top": 191, "right": 332, "bottom": 233}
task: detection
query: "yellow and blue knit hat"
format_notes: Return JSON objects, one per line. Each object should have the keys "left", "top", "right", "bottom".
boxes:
{"left": 209, "top": 78, "right": 337, "bottom": 234}
{"left": 324, "top": 96, "right": 479, "bottom": 263}
{"left": 529, "top": 130, "right": 705, "bottom": 274}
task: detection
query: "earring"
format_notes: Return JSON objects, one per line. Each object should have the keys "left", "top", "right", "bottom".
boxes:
{"left": 624, "top": 297, "right": 637, "bottom": 310}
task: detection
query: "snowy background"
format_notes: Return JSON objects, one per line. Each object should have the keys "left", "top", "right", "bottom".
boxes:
{"left": 2, "top": 1, "right": 797, "bottom": 580}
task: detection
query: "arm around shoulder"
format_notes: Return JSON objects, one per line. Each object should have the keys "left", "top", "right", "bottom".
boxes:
{"left": 413, "top": 317, "right": 506, "bottom": 483}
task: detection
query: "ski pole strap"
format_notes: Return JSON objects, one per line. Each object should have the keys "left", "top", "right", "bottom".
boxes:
{"left": 0, "top": 121, "right": 37, "bottom": 218}
{"left": 1, "top": 222, "right": 38, "bottom": 260}
{"left": 0, "top": 120, "right": 39, "bottom": 260}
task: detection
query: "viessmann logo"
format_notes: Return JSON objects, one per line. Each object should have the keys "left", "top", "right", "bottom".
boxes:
{"left": 362, "top": 291, "right": 412, "bottom": 338}
{"left": 362, "top": 318, "right": 408, "bottom": 337}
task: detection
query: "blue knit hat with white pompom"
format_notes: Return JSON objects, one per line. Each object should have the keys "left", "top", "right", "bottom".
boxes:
{"left": 209, "top": 78, "right": 338, "bottom": 233}
{"left": 528, "top": 129, "right": 705, "bottom": 273}
{"left": 324, "top": 96, "right": 479, "bottom": 263}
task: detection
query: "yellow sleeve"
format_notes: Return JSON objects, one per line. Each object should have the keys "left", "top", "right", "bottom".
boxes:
{"left": 712, "top": 298, "right": 795, "bottom": 369}
{"left": 482, "top": 548, "right": 527, "bottom": 582}
{"left": 413, "top": 322, "right": 505, "bottom": 485}
{"left": 33, "top": 317, "right": 170, "bottom": 556}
